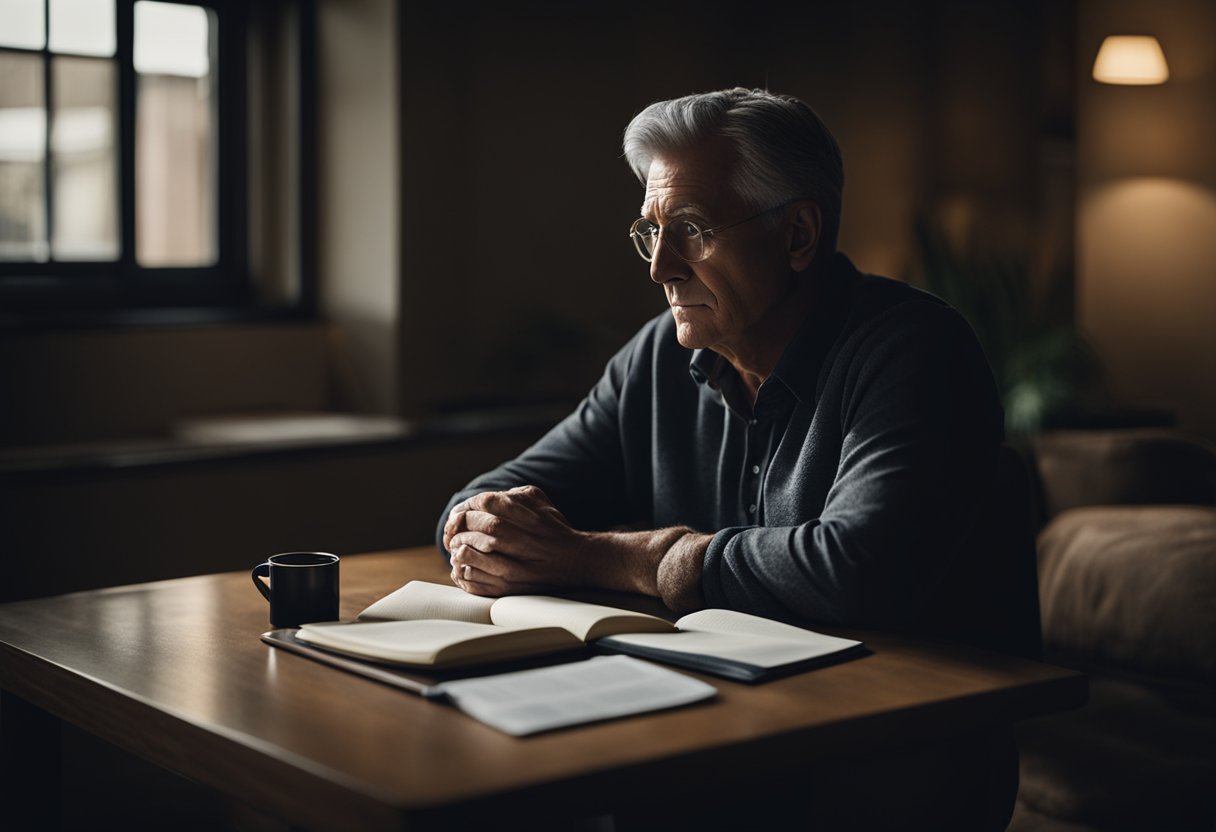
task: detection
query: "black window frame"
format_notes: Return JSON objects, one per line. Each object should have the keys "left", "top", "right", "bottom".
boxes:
{"left": 0, "top": 0, "right": 315, "bottom": 325}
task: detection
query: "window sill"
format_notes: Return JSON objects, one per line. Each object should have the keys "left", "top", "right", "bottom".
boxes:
{"left": 0, "top": 304, "right": 316, "bottom": 332}
{"left": 0, "top": 406, "right": 568, "bottom": 477}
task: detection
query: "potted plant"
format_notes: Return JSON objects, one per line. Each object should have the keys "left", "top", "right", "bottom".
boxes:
{"left": 907, "top": 219, "right": 1107, "bottom": 437}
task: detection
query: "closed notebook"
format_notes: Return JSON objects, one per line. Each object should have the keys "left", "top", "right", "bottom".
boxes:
{"left": 294, "top": 581, "right": 865, "bottom": 681}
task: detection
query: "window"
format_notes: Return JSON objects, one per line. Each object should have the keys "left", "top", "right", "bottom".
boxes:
{"left": 0, "top": 0, "right": 312, "bottom": 320}
{"left": 133, "top": 0, "right": 217, "bottom": 267}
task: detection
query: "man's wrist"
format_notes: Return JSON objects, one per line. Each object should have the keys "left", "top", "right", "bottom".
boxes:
{"left": 656, "top": 531, "right": 712, "bottom": 613}
{"left": 582, "top": 527, "right": 711, "bottom": 609}
{"left": 582, "top": 527, "right": 676, "bottom": 595}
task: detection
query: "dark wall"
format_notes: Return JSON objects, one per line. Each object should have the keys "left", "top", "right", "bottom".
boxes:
{"left": 0, "top": 0, "right": 1065, "bottom": 441}
{"left": 0, "top": 323, "right": 330, "bottom": 446}
{"left": 398, "top": 0, "right": 1064, "bottom": 416}
{"left": 0, "top": 0, "right": 1073, "bottom": 600}
{"left": 0, "top": 428, "right": 545, "bottom": 602}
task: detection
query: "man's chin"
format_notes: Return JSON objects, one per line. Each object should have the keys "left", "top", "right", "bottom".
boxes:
{"left": 672, "top": 319, "right": 712, "bottom": 350}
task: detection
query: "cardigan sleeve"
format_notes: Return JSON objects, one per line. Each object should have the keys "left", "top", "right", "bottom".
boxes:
{"left": 700, "top": 301, "right": 1004, "bottom": 628}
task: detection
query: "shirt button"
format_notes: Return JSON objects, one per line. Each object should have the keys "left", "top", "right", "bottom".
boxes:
{"left": 748, "top": 504, "right": 757, "bottom": 514}
{"left": 751, "top": 464, "right": 761, "bottom": 475}
{"left": 749, "top": 419, "right": 758, "bottom": 427}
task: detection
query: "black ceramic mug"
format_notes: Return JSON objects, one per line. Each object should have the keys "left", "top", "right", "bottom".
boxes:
{"left": 252, "top": 552, "right": 340, "bottom": 628}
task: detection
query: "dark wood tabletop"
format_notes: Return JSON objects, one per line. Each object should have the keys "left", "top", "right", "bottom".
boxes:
{"left": 0, "top": 547, "right": 1086, "bottom": 831}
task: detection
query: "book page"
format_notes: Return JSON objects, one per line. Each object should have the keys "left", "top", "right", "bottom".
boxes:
{"left": 433, "top": 655, "right": 716, "bottom": 736}
{"left": 299, "top": 620, "right": 502, "bottom": 664}
{"left": 357, "top": 581, "right": 495, "bottom": 624}
{"left": 297, "top": 619, "right": 578, "bottom": 666}
{"left": 675, "top": 608, "right": 858, "bottom": 648}
{"left": 489, "top": 595, "right": 676, "bottom": 641}
{"left": 603, "top": 609, "right": 861, "bottom": 669}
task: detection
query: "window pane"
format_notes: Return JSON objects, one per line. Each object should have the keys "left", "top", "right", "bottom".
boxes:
{"left": 0, "top": 0, "right": 45, "bottom": 50}
{"left": 134, "top": 1, "right": 210, "bottom": 77}
{"left": 134, "top": 1, "right": 216, "bottom": 267}
{"left": 0, "top": 52, "right": 47, "bottom": 262}
{"left": 52, "top": 56, "right": 118, "bottom": 261}
{"left": 49, "top": 0, "right": 116, "bottom": 57}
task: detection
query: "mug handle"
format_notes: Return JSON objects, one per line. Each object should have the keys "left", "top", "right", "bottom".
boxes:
{"left": 251, "top": 562, "right": 272, "bottom": 601}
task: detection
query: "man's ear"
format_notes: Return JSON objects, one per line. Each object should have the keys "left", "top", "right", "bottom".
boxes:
{"left": 787, "top": 201, "right": 822, "bottom": 272}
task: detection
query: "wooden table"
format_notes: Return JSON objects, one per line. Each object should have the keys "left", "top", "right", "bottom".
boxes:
{"left": 0, "top": 548, "right": 1085, "bottom": 831}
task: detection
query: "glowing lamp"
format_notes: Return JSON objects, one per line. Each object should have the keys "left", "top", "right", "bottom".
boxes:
{"left": 1093, "top": 35, "right": 1169, "bottom": 85}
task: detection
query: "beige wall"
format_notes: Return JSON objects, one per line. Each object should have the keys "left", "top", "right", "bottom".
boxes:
{"left": 1078, "top": 0, "right": 1216, "bottom": 439}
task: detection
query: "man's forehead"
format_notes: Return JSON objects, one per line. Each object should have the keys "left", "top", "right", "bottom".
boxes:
{"left": 640, "top": 139, "right": 739, "bottom": 217}
{"left": 639, "top": 193, "right": 714, "bottom": 217}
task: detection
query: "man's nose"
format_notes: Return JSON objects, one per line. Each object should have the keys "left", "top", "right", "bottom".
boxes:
{"left": 649, "top": 233, "right": 686, "bottom": 285}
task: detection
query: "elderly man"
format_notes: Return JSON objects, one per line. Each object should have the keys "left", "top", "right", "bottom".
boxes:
{"left": 440, "top": 87, "right": 1005, "bottom": 628}
{"left": 439, "top": 88, "right": 1019, "bottom": 829}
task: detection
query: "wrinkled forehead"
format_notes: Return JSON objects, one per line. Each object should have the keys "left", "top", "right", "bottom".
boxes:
{"left": 639, "top": 136, "right": 742, "bottom": 220}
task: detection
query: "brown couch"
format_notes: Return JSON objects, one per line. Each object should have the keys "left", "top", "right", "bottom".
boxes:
{"left": 1010, "top": 429, "right": 1216, "bottom": 832}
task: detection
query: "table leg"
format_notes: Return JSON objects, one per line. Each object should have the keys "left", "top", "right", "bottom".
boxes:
{"left": 1, "top": 690, "right": 63, "bottom": 831}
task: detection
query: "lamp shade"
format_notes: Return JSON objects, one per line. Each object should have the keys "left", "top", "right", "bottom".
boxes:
{"left": 1093, "top": 35, "right": 1169, "bottom": 85}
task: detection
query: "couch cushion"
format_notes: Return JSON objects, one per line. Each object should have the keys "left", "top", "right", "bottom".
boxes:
{"left": 1037, "top": 505, "right": 1216, "bottom": 683}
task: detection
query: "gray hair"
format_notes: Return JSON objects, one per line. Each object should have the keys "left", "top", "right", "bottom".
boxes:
{"left": 622, "top": 88, "right": 844, "bottom": 251}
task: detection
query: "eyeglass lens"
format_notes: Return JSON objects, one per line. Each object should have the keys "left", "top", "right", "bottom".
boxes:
{"left": 631, "top": 219, "right": 704, "bottom": 262}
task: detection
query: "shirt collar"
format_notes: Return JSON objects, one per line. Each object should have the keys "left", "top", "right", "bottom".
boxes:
{"left": 688, "top": 348, "right": 724, "bottom": 387}
{"left": 689, "top": 348, "right": 756, "bottom": 418}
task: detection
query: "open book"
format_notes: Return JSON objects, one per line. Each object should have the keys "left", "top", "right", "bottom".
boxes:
{"left": 294, "top": 581, "right": 865, "bottom": 682}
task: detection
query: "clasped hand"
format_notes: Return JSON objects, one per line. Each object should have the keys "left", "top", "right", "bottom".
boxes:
{"left": 444, "top": 485, "right": 585, "bottom": 596}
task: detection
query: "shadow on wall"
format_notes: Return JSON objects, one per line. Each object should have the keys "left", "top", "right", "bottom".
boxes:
{"left": 443, "top": 312, "right": 628, "bottom": 411}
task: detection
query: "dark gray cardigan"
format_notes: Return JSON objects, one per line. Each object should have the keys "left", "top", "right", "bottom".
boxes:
{"left": 437, "top": 253, "right": 1007, "bottom": 638}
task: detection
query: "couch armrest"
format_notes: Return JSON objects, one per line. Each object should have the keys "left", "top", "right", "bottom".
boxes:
{"left": 1031, "top": 429, "right": 1216, "bottom": 522}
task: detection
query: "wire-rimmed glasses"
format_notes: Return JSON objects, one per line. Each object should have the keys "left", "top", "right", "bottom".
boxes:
{"left": 628, "top": 201, "right": 799, "bottom": 263}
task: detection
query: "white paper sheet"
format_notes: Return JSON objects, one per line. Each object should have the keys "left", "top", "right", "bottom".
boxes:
{"left": 432, "top": 655, "right": 716, "bottom": 736}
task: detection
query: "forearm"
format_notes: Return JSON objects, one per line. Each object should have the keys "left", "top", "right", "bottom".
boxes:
{"left": 581, "top": 527, "right": 712, "bottom": 612}
{"left": 443, "top": 485, "right": 714, "bottom": 610}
